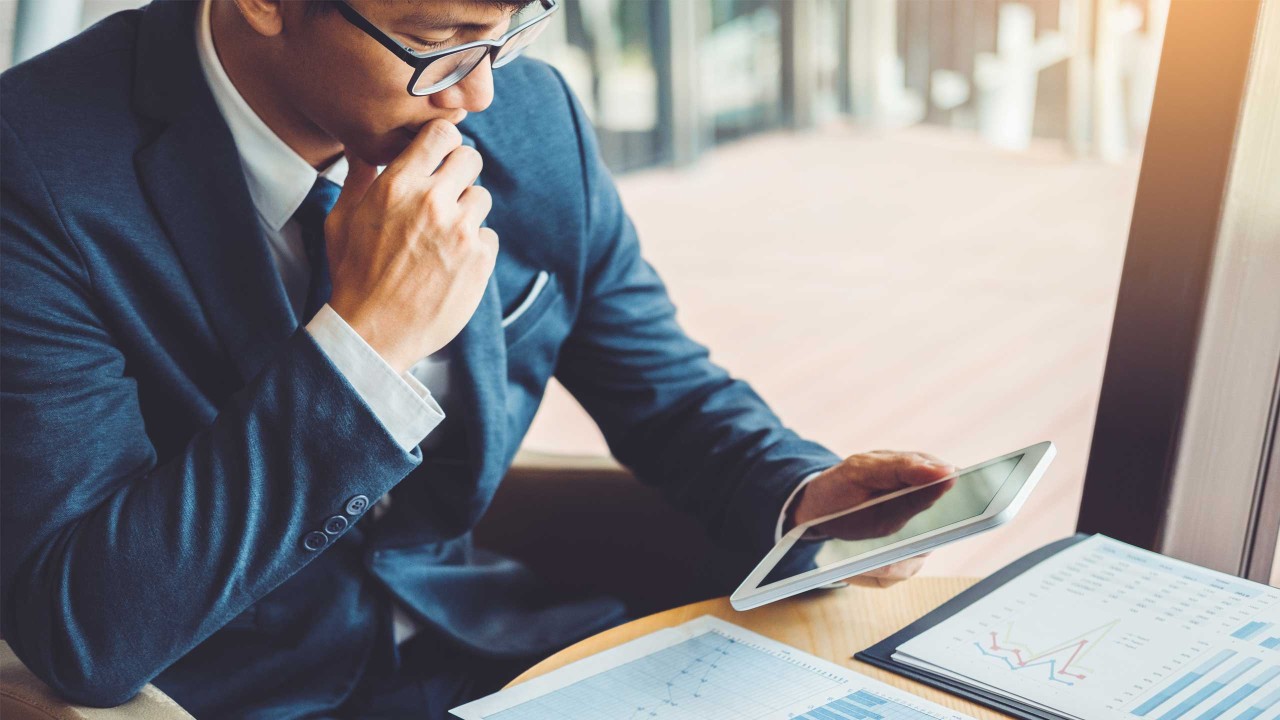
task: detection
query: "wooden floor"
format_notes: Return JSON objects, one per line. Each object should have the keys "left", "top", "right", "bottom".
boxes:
{"left": 522, "top": 123, "right": 1141, "bottom": 578}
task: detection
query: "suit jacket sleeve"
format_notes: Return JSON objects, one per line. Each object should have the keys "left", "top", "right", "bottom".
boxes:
{"left": 0, "top": 119, "right": 422, "bottom": 707}
{"left": 548, "top": 72, "right": 842, "bottom": 555}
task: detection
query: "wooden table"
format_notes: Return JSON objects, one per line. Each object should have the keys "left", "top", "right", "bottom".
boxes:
{"left": 509, "top": 576, "right": 1012, "bottom": 719}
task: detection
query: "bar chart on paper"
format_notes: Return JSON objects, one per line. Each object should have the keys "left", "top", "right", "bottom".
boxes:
{"left": 450, "top": 616, "right": 977, "bottom": 720}
{"left": 890, "top": 536, "right": 1280, "bottom": 720}
{"left": 1235, "top": 621, "right": 1280, "bottom": 652}
{"left": 1130, "top": 651, "right": 1280, "bottom": 720}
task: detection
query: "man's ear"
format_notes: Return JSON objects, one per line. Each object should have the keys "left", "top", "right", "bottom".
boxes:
{"left": 230, "top": 0, "right": 285, "bottom": 38}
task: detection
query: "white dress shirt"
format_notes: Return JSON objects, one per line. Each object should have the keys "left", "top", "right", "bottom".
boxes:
{"left": 195, "top": 0, "right": 821, "bottom": 651}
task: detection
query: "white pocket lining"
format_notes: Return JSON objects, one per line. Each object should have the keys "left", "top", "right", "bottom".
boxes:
{"left": 501, "top": 270, "right": 550, "bottom": 329}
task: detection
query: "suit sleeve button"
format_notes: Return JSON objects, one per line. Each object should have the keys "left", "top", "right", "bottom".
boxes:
{"left": 303, "top": 531, "right": 329, "bottom": 551}
{"left": 344, "top": 495, "right": 370, "bottom": 515}
{"left": 323, "top": 515, "right": 349, "bottom": 535}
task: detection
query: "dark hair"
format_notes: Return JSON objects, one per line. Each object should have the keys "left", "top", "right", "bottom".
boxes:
{"left": 305, "top": 0, "right": 535, "bottom": 18}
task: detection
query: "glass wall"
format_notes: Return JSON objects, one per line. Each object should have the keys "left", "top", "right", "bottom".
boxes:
{"left": 516, "top": 0, "right": 1171, "bottom": 578}
{"left": 4, "top": 0, "right": 1167, "bottom": 166}
{"left": 525, "top": 0, "right": 671, "bottom": 171}
{"left": 701, "top": 0, "right": 784, "bottom": 142}
{"left": 859, "top": 0, "right": 1167, "bottom": 158}
{"left": 524, "top": 0, "right": 1168, "bottom": 168}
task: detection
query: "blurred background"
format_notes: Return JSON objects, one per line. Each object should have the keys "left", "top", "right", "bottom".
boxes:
{"left": 1, "top": 0, "right": 1169, "bottom": 576}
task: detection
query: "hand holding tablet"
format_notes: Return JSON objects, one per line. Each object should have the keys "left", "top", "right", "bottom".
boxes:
{"left": 732, "top": 441, "right": 1056, "bottom": 610}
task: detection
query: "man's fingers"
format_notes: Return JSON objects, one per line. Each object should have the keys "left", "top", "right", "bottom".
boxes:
{"left": 873, "top": 482, "right": 951, "bottom": 535}
{"left": 459, "top": 185, "right": 493, "bottom": 226}
{"left": 477, "top": 227, "right": 500, "bottom": 260}
{"left": 789, "top": 449, "right": 957, "bottom": 529}
{"left": 886, "top": 454, "right": 956, "bottom": 488}
{"left": 912, "top": 451, "right": 957, "bottom": 473}
{"left": 383, "top": 119, "right": 463, "bottom": 184}
{"left": 847, "top": 454, "right": 954, "bottom": 493}
{"left": 876, "top": 478, "right": 951, "bottom": 525}
{"left": 867, "top": 449, "right": 952, "bottom": 469}
{"left": 819, "top": 478, "right": 952, "bottom": 539}
{"left": 433, "top": 145, "right": 484, "bottom": 200}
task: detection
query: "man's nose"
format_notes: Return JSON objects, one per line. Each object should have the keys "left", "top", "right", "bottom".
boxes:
{"left": 431, "top": 55, "right": 495, "bottom": 114}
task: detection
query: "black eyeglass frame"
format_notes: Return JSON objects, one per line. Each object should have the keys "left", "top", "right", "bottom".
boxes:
{"left": 334, "top": 0, "right": 559, "bottom": 97}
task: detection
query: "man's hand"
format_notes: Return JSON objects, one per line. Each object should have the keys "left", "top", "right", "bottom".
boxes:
{"left": 325, "top": 119, "right": 498, "bottom": 374}
{"left": 788, "top": 450, "right": 957, "bottom": 587}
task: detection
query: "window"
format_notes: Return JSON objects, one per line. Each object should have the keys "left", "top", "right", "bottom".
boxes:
{"left": 525, "top": 0, "right": 1171, "bottom": 578}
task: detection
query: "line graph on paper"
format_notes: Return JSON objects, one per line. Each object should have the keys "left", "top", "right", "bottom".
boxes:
{"left": 973, "top": 620, "right": 1121, "bottom": 686}
{"left": 486, "top": 629, "right": 849, "bottom": 720}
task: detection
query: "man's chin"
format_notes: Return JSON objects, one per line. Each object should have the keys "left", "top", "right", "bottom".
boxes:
{"left": 348, "top": 133, "right": 413, "bottom": 168}
{"left": 353, "top": 117, "right": 471, "bottom": 166}
{"left": 383, "top": 130, "right": 417, "bottom": 163}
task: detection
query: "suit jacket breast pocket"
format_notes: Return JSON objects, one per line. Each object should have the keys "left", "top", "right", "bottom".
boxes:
{"left": 502, "top": 270, "right": 562, "bottom": 348}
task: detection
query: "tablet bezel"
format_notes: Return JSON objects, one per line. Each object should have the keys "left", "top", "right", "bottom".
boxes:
{"left": 730, "top": 441, "right": 1056, "bottom": 611}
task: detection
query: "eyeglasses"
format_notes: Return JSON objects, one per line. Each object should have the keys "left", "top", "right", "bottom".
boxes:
{"left": 335, "top": 0, "right": 559, "bottom": 97}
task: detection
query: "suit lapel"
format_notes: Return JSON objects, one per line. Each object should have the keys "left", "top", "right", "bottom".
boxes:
{"left": 135, "top": 110, "right": 297, "bottom": 386}
{"left": 133, "top": 0, "right": 296, "bottom": 386}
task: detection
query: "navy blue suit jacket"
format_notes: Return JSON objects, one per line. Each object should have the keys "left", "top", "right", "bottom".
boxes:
{"left": 0, "top": 1, "right": 840, "bottom": 714}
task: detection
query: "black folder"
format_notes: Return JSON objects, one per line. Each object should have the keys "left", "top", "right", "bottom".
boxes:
{"left": 855, "top": 533, "right": 1092, "bottom": 720}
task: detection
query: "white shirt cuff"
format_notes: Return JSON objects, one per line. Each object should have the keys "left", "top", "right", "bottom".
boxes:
{"left": 775, "top": 470, "right": 827, "bottom": 543}
{"left": 305, "top": 304, "right": 444, "bottom": 453}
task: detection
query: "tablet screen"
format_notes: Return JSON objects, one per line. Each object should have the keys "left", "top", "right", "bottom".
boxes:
{"left": 760, "top": 455, "right": 1024, "bottom": 587}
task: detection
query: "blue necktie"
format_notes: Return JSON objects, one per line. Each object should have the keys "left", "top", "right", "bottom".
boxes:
{"left": 293, "top": 177, "right": 342, "bottom": 325}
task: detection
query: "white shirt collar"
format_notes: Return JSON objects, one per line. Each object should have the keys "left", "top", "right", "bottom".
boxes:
{"left": 195, "top": 0, "right": 348, "bottom": 231}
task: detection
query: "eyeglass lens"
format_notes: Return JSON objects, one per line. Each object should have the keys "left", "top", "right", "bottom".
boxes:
{"left": 494, "top": 17, "right": 550, "bottom": 67}
{"left": 412, "top": 46, "right": 491, "bottom": 95}
{"left": 411, "top": 15, "right": 550, "bottom": 95}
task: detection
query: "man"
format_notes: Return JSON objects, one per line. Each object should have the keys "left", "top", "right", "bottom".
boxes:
{"left": 0, "top": 0, "right": 955, "bottom": 716}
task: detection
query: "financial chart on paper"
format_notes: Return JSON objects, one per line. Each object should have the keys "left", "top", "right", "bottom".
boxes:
{"left": 451, "top": 617, "right": 976, "bottom": 720}
{"left": 896, "top": 535, "right": 1280, "bottom": 720}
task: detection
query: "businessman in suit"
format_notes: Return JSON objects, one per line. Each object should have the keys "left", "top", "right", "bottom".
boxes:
{"left": 0, "top": 0, "right": 956, "bottom": 716}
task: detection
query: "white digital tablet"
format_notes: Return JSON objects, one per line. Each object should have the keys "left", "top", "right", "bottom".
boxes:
{"left": 730, "top": 441, "right": 1056, "bottom": 611}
